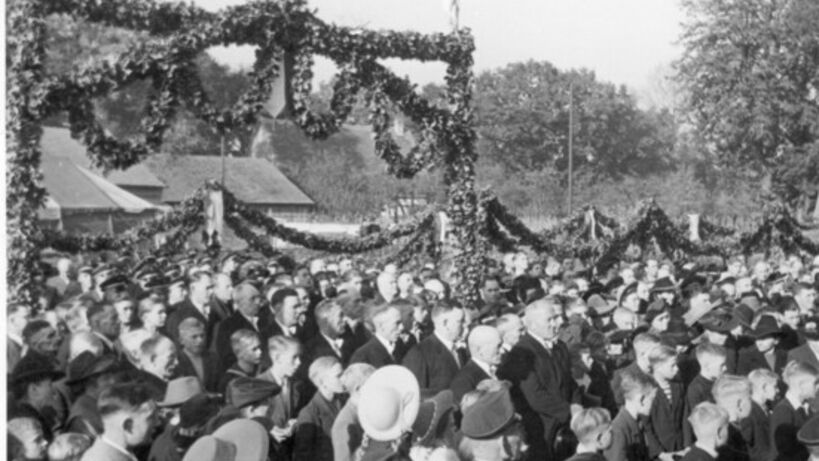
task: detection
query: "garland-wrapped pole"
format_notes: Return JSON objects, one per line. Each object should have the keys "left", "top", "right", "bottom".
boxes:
{"left": 444, "top": 31, "right": 484, "bottom": 306}
{"left": 7, "top": 0, "right": 48, "bottom": 302}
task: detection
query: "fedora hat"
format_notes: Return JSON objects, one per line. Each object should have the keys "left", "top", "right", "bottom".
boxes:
{"left": 11, "top": 352, "right": 64, "bottom": 386}
{"left": 750, "top": 315, "right": 781, "bottom": 340}
{"left": 358, "top": 365, "right": 420, "bottom": 442}
{"left": 182, "top": 419, "right": 268, "bottom": 461}
{"left": 66, "top": 352, "right": 120, "bottom": 385}
{"left": 586, "top": 294, "right": 616, "bottom": 316}
{"left": 650, "top": 277, "right": 679, "bottom": 293}
{"left": 732, "top": 304, "right": 754, "bottom": 329}
{"left": 461, "top": 387, "right": 517, "bottom": 439}
{"left": 227, "top": 377, "right": 280, "bottom": 409}
{"left": 412, "top": 389, "right": 456, "bottom": 447}
{"left": 159, "top": 377, "right": 204, "bottom": 408}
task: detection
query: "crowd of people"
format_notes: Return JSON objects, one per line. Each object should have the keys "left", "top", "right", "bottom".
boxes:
{"left": 7, "top": 248, "right": 819, "bottom": 461}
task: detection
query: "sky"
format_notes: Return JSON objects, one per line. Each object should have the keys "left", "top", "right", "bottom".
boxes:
{"left": 175, "top": 0, "right": 684, "bottom": 97}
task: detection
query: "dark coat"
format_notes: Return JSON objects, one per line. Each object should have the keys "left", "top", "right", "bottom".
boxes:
{"left": 340, "top": 322, "right": 370, "bottom": 357}
{"left": 8, "top": 401, "right": 54, "bottom": 442}
{"left": 736, "top": 346, "right": 788, "bottom": 376}
{"left": 218, "top": 364, "right": 256, "bottom": 395}
{"left": 401, "top": 334, "right": 462, "bottom": 397}
{"left": 66, "top": 394, "right": 102, "bottom": 437}
{"left": 745, "top": 402, "right": 772, "bottom": 461}
{"left": 133, "top": 369, "right": 168, "bottom": 401}
{"left": 566, "top": 452, "right": 607, "bottom": 461}
{"left": 770, "top": 398, "right": 811, "bottom": 461}
{"left": 681, "top": 446, "right": 715, "bottom": 461}
{"left": 304, "top": 333, "right": 351, "bottom": 367}
{"left": 349, "top": 337, "right": 396, "bottom": 369}
{"left": 497, "top": 333, "right": 579, "bottom": 461}
{"left": 209, "top": 296, "right": 233, "bottom": 323}
{"left": 293, "top": 393, "right": 343, "bottom": 461}
{"left": 718, "top": 422, "right": 751, "bottom": 461}
{"left": 147, "top": 425, "right": 183, "bottom": 461}
{"left": 211, "top": 311, "right": 260, "bottom": 371}
{"left": 645, "top": 380, "right": 685, "bottom": 458}
{"left": 450, "top": 359, "right": 491, "bottom": 404}
{"left": 683, "top": 374, "right": 715, "bottom": 445}
{"left": 174, "top": 349, "right": 221, "bottom": 393}
{"left": 604, "top": 408, "right": 650, "bottom": 461}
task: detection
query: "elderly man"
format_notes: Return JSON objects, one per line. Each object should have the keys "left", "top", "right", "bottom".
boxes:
{"left": 350, "top": 303, "right": 403, "bottom": 368}
{"left": 165, "top": 272, "right": 216, "bottom": 346}
{"left": 87, "top": 303, "right": 121, "bottom": 358}
{"left": 450, "top": 325, "right": 503, "bottom": 403}
{"left": 402, "top": 302, "right": 466, "bottom": 396}
{"left": 135, "top": 335, "right": 178, "bottom": 399}
{"left": 175, "top": 317, "right": 220, "bottom": 392}
{"left": 498, "top": 298, "right": 582, "bottom": 461}
{"left": 304, "top": 299, "right": 351, "bottom": 366}
{"left": 213, "top": 281, "right": 264, "bottom": 369}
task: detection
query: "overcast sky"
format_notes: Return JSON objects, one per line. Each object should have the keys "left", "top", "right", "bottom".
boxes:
{"left": 190, "top": 0, "right": 684, "bottom": 95}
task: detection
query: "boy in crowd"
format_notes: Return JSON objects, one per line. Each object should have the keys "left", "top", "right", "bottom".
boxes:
{"left": 612, "top": 333, "right": 661, "bottom": 407}
{"left": 771, "top": 361, "right": 819, "bottom": 461}
{"left": 259, "top": 335, "right": 303, "bottom": 461}
{"left": 566, "top": 408, "right": 613, "bottom": 461}
{"left": 80, "top": 383, "right": 158, "bottom": 461}
{"left": 605, "top": 369, "right": 657, "bottom": 461}
{"left": 681, "top": 403, "right": 730, "bottom": 461}
{"left": 712, "top": 375, "right": 753, "bottom": 461}
{"left": 293, "top": 356, "right": 345, "bottom": 461}
{"left": 684, "top": 342, "right": 728, "bottom": 445}
{"left": 219, "top": 329, "right": 262, "bottom": 393}
{"left": 748, "top": 369, "right": 779, "bottom": 461}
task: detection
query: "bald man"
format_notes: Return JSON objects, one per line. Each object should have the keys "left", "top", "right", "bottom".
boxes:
{"left": 498, "top": 298, "right": 582, "bottom": 461}
{"left": 212, "top": 281, "right": 263, "bottom": 370}
{"left": 450, "top": 325, "right": 502, "bottom": 402}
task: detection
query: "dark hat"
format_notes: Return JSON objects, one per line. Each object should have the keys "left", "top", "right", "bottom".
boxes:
{"left": 99, "top": 273, "right": 129, "bottom": 291}
{"left": 461, "top": 388, "right": 517, "bottom": 439}
{"left": 159, "top": 377, "right": 204, "bottom": 408}
{"left": 798, "top": 415, "right": 819, "bottom": 446}
{"left": 802, "top": 317, "right": 819, "bottom": 341}
{"left": 665, "top": 320, "right": 695, "bottom": 346}
{"left": 587, "top": 294, "right": 617, "bottom": 316}
{"left": 651, "top": 277, "right": 679, "bottom": 293}
{"left": 607, "top": 329, "right": 632, "bottom": 345}
{"left": 179, "top": 394, "right": 222, "bottom": 430}
{"left": 227, "top": 377, "right": 280, "bottom": 409}
{"left": 732, "top": 304, "right": 754, "bottom": 329}
{"left": 766, "top": 272, "right": 788, "bottom": 285}
{"left": 619, "top": 282, "right": 638, "bottom": 305}
{"left": 644, "top": 301, "right": 670, "bottom": 325}
{"left": 716, "top": 275, "right": 736, "bottom": 286}
{"left": 11, "top": 352, "right": 64, "bottom": 385}
{"left": 750, "top": 315, "right": 781, "bottom": 340}
{"left": 66, "top": 352, "right": 120, "bottom": 385}
{"left": 699, "top": 312, "right": 739, "bottom": 334}
{"left": 412, "top": 390, "right": 456, "bottom": 446}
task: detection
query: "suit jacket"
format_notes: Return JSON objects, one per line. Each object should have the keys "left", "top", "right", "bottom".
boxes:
{"left": 340, "top": 322, "right": 370, "bottom": 357}
{"left": 174, "top": 349, "right": 221, "bottom": 393}
{"left": 604, "top": 408, "right": 650, "bottom": 461}
{"left": 66, "top": 394, "right": 102, "bottom": 437}
{"left": 209, "top": 296, "right": 233, "bottom": 323}
{"left": 450, "top": 359, "right": 491, "bottom": 403}
{"left": 402, "top": 333, "right": 462, "bottom": 396}
{"left": 305, "top": 333, "right": 350, "bottom": 366}
{"left": 133, "top": 369, "right": 168, "bottom": 401}
{"left": 645, "top": 380, "right": 685, "bottom": 458}
{"left": 745, "top": 401, "right": 772, "bottom": 461}
{"left": 211, "top": 311, "right": 260, "bottom": 371}
{"left": 683, "top": 374, "right": 715, "bottom": 445}
{"left": 165, "top": 298, "right": 215, "bottom": 345}
{"left": 497, "top": 333, "right": 579, "bottom": 460}
{"left": 7, "top": 337, "right": 23, "bottom": 371}
{"left": 736, "top": 345, "right": 788, "bottom": 376}
{"left": 293, "top": 393, "right": 343, "bottom": 461}
{"left": 81, "top": 437, "right": 138, "bottom": 461}
{"left": 681, "top": 446, "right": 715, "bottom": 461}
{"left": 349, "top": 337, "right": 396, "bottom": 369}
{"left": 771, "top": 398, "right": 811, "bottom": 461}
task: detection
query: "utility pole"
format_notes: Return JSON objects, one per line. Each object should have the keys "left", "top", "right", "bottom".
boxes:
{"left": 567, "top": 81, "right": 574, "bottom": 215}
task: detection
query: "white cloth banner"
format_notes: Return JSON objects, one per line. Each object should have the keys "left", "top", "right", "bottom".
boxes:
{"left": 206, "top": 189, "right": 224, "bottom": 245}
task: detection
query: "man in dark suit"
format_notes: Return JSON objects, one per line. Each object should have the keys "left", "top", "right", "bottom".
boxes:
{"left": 165, "top": 272, "right": 216, "bottom": 345}
{"left": 402, "top": 302, "right": 466, "bottom": 397}
{"left": 350, "top": 304, "right": 403, "bottom": 369}
{"left": 304, "top": 299, "right": 351, "bottom": 366}
{"left": 209, "top": 273, "right": 234, "bottom": 323}
{"left": 174, "top": 317, "right": 220, "bottom": 392}
{"left": 498, "top": 298, "right": 581, "bottom": 461}
{"left": 261, "top": 287, "right": 306, "bottom": 341}
{"left": 212, "top": 281, "right": 264, "bottom": 370}
{"left": 736, "top": 315, "right": 788, "bottom": 375}
{"left": 788, "top": 318, "right": 819, "bottom": 370}
{"left": 451, "top": 325, "right": 502, "bottom": 403}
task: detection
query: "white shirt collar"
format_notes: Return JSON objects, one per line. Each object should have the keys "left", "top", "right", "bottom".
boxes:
{"left": 529, "top": 332, "right": 555, "bottom": 350}
{"left": 375, "top": 334, "right": 394, "bottom": 353}
{"left": 694, "top": 442, "right": 719, "bottom": 459}
{"left": 101, "top": 436, "right": 138, "bottom": 461}
{"left": 321, "top": 332, "right": 343, "bottom": 352}
{"left": 8, "top": 332, "right": 23, "bottom": 347}
{"left": 472, "top": 357, "right": 496, "bottom": 378}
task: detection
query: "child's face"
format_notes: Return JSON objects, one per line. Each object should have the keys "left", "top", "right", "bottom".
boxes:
{"left": 798, "top": 376, "right": 819, "bottom": 401}
{"left": 762, "top": 381, "right": 778, "bottom": 402}
{"left": 320, "top": 364, "right": 345, "bottom": 395}
{"left": 240, "top": 338, "right": 262, "bottom": 365}
{"left": 703, "top": 356, "right": 727, "bottom": 379}
{"left": 654, "top": 357, "right": 679, "bottom": 380}
{"left": 275, "top": 348, "right": 301, "bottom": 378}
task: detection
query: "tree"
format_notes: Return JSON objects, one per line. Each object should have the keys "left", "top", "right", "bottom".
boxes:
{"left": 473, "top": 60, "right": 676, "bottom": 179}
{"left": 675, "top": 0, "right": 819, "bottom": 205}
